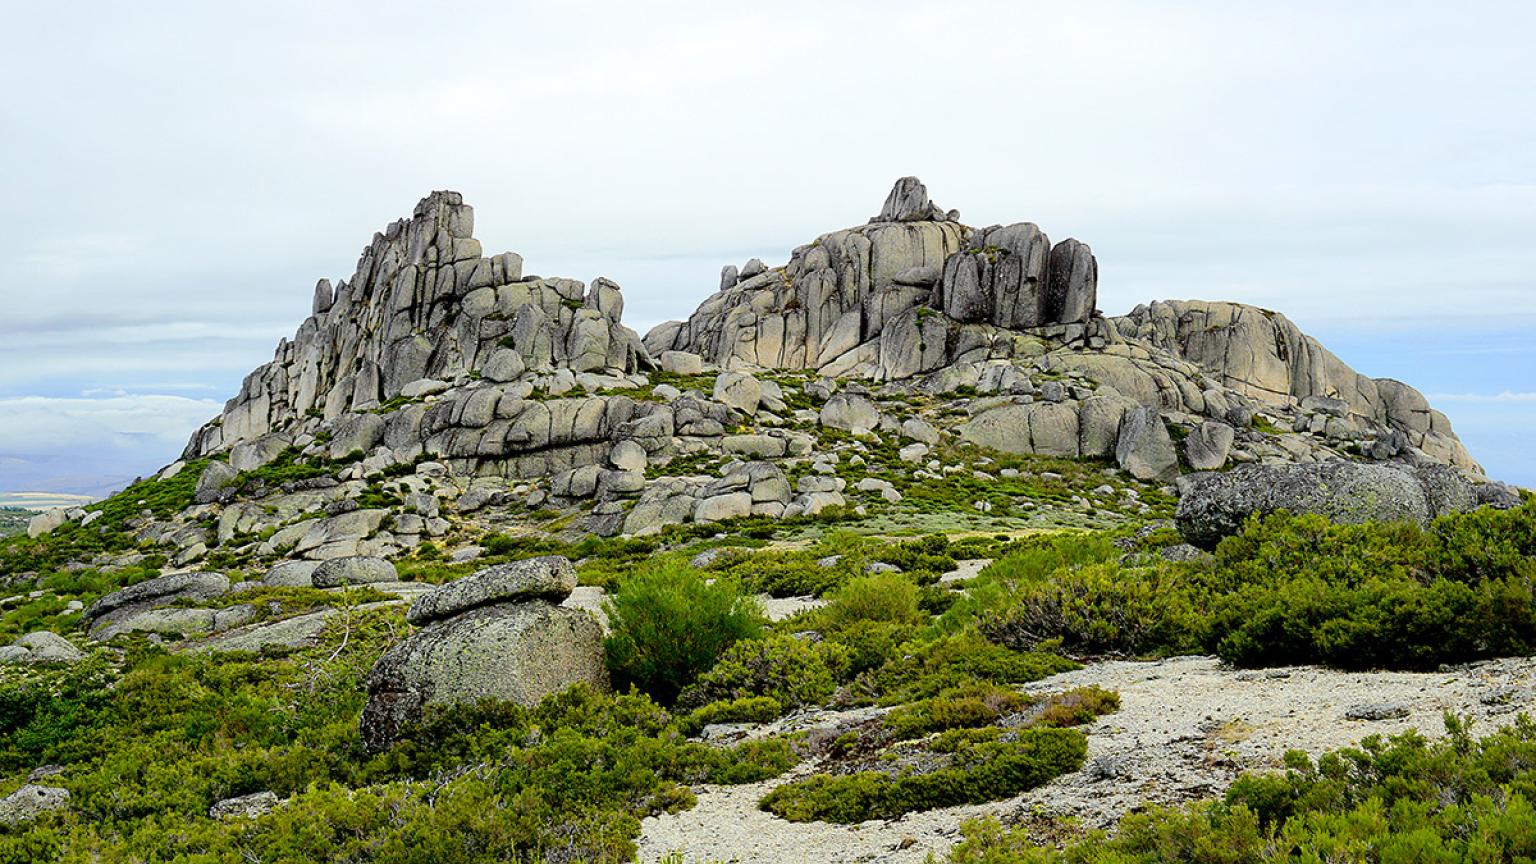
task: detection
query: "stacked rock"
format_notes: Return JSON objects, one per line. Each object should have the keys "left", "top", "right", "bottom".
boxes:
{"left": 360, "top": 556, "right": 609, "bottom": 751}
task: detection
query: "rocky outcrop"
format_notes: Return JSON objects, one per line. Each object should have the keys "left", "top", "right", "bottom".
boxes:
{"left": 181, "top": 191, "right": 654, "bottom": 484}
{"left": 119, "top": 178, "right": 1489, "bottom": 561}
{"left": 360, "top": 556, "right": 608, "bottom": 751}
{"left": 1175, "top": 461, "right": 1521, "bottom": 548}
{"left": 646, "top": 178, "right": 1099, "bottom": 382}
{"left": 1115, "top": 300, "right": 1477, "bottom": 471}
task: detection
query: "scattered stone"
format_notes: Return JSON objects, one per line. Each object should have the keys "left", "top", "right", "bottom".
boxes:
{"left": 1345, "top": 702, "right": 1411, "bottom": 721}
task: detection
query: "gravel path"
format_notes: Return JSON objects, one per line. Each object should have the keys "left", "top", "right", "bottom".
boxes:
{"left": 637, "top": 654, "right": 1536, "bottom": 864}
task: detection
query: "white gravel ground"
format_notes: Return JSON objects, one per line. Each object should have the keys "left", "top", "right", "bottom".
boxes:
{"left": 637, "top": 654, "right": 1536, "bottom": 864}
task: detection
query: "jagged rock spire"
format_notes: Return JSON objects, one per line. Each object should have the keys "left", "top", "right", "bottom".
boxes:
{"left": 873, "top": 176, "right": 957, "bottom": 223}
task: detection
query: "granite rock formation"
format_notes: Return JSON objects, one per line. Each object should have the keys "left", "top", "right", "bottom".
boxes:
{"left": 360, "top": 556, "right": 608, "bottom": 751}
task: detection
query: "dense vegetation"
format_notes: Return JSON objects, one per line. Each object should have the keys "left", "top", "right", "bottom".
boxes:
{"left": 0, "top": 511, "right": 32, "bottom": 539}
{"left": 0, "top": 430, "right": 1530, "bottom": 862}
{"left": 967, "top": 497, "right": 1536, "bottom": 671}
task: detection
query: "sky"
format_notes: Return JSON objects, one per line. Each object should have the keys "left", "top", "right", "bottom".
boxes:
{"left": 0, "top": 0, "right": 1533, "bottom": 496}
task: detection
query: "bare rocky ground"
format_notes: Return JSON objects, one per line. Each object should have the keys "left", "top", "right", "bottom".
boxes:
{"left": 637, "top": 654, "right": 1536, "bottom": 864}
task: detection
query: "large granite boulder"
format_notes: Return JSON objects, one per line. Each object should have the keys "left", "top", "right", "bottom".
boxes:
{"left": 405, "top": 556, "right": 577, "bottom": 625}
{"left": 1175, "top": 461, "right": 1520, "bottom": 548}
{"left": 0, "top": 632, "right": 83, "bottom": 665}
{"left": 360, "top": 556, "right": 608, "bottom": 751}
{"left": 312, "top": 556, "right": 397, "bottom": 588}
{"left": 83, "top": 571, "right": 230, "bottom": 640}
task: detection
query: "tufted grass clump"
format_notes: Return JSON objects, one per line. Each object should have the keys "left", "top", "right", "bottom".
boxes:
{"left": 604, "top": 560, "right": 765, "bottom": 705}
{"left": 759, "top": 726, "right": 1088, "bottom": 823}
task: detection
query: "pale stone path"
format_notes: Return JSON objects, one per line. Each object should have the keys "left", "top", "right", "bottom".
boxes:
{"left": 637, "top": 655, "right": 1536, "bottom": 864}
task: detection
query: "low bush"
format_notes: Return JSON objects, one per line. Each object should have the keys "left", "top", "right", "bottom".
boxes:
{"left": 980, "top": 561, "right": 1202, "bottom": 659}
{"left": 967, "top": 503, "right": 1536, "bottom": 671}
{"left": 855, "top": 629, "right": 1078, "bottom": 705}
{"left": 679, "top": 635, "right": 850, "bottom": 712}
{"left": 759, "top": 726, "right": 1087, "bottom": 823}
{"left": 604, "top": 560, "right": 765, "bottom": 705}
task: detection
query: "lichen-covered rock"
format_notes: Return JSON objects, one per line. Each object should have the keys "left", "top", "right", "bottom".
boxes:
{"left": 311, "top": 556, "right": 398, "bottom": 588}
{"left": 1175, "top": 461, "right": 1518, "bottom": 548}
{"left": 84, "top": 571, "right": 230, "bottom": 640}
{"left": 361, "top": 602, "right": 608, "bottom": 751}
{"left": 0, "top": 632, "right": 83, "bottom": 665}
{"left": 0, "top": 785, "right": 69, "bottom": 825}
{"left": 210, "top": 790, "right": 280, "bottom": 820}
{"left": 406, "top": 556, "right": 577, "bottom": 625}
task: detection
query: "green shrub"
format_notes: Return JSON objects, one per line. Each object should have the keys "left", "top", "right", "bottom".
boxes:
{"left": 759, "top": 726, "right": 1087, "bottom": 822}
{"left": 857, "top": 629, "right": 1078, "bottom": 705}
{"left": 883, "top": 681, "right": 1033, "bottom": 740}
{"left": 604, "top": 560, "right": 764, "bottom": 705}
{"left": 679, "top": 635, "right": 850, "bottom": 712}
{"left": 980, "top": 561, "right": 1202, "bottom": 658}
{"left": 935, "top": 532, "right": 1121, "bottom": 634}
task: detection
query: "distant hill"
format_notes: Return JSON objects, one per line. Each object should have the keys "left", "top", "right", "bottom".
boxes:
{"left": 0, "top": 507, "right": 37, "bottom": 537}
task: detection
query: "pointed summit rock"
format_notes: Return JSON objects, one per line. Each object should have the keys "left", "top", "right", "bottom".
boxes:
{"left": 873, "top": 176, "right": 953, "bottom": 223}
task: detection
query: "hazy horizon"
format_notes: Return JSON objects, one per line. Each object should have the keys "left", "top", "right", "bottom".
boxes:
{"left": 3, "top": 1, "right": 1534, "bottom": 497}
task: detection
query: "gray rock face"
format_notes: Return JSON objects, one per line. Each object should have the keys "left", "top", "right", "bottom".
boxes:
{"left": 262, "top": 560, "right": 321, "bottom": 587}
{"left": 1045, "top": 238, "right": 1097, "bottom": 324}
{"left": 194, "top": 461, "right": 239, "bottom": 504}
{"left": 180, "top": 190, "right": 651, "bottom": 469}
{"left": 361, "top": 601, "right": 608, "bottom": 751}
{"left": 84, "top": 571, "right": 230, "bottom": 639}
{"left": 0, "top": 632, "right": 83, "bottom": 665}
{"left": 1117, "top": 300, "right": 1480, "bottom": 473}
{"left": 312, "top": 556, "right": 398, "bottom": 588}
{"left": 0, "top": 785, "right": 69, "bottom": 825}
{"left": 1175, "top": 461, "right": 1518, "bottom": 548}
{"left": 1183, "top": 421, "right": 1235, "bottom": 471}
{"left": 229, "top": 433, "right": 292, "bottom": 473}
{"left": 406, "top": 556, "right": 577, "bottom": 625}
{"left": 873, "top": 176, "right": 951, "bottom": 223}
{"left": 1115, "top": 407, "right": 1178, "bottom": 481}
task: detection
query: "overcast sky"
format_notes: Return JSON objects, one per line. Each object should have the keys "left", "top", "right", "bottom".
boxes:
{"left": 1, "top": 0, "right": 1533, "bottom": 494}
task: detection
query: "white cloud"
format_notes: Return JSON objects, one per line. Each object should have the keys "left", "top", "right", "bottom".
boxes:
{"left": 1429, "top": 391, "right": 1536, "bottom": 403}
{"left": 0, "top": 395, "right": 219, "bottom": 454}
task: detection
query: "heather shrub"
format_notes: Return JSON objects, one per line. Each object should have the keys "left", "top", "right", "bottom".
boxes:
{"left": 603, "top": 560, "right": 765, "bottom": 704}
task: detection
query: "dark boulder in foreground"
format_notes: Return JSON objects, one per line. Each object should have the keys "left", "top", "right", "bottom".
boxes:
{"left": 1175, "top": 461, "right": 1520, "bottom": 549}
